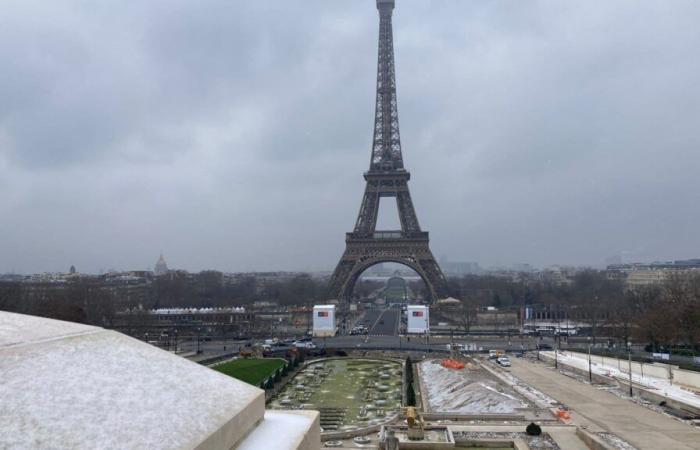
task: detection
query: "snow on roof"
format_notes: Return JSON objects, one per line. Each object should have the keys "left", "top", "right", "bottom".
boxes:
{"left": 0, "top": 311, "right": 264, "bottom": 450}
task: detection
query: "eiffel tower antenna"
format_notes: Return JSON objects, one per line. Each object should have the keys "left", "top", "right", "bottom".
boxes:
{"left": 328, "top": 0, "right": 448, "bottom": 303}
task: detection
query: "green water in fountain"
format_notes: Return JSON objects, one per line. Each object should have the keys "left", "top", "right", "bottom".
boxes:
{"left": 269, "top": 359, "right": 403, "bottom": 432}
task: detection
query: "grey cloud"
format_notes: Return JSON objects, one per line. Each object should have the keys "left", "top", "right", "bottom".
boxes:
{"left": 1, "top": 0, "right": 699, "bottom": 274}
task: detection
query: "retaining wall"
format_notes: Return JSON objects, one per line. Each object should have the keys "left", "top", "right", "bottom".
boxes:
{"left": 565, "top": 350, "right": 700, "bottom": 391}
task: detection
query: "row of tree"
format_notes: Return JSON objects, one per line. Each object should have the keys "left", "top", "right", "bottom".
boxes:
{"left": 448, "top": 270, "right": 700, "bottom": 350}
{"left": 0, "top": 278, "right": 116, "bottom": 325}
{"left": 2, "top": 269, "right": 698, "bottom": 350}
{"left": 0, "top": 272, "right": 380, "bottom": 326}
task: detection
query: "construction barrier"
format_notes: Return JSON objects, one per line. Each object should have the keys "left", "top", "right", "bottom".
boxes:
{"left": 441, "top": 359, "right": 465, "bottom": 370}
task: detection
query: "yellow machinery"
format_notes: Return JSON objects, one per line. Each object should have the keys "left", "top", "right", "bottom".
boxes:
{"left": 404, "top": 406, "right": 425, "bottom": 440}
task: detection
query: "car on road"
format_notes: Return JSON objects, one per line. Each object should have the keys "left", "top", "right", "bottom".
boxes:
{"left": 293, "top": 341, "right": 317, "bottom": 349}
{"left": 350, "top": 325, "right": 368, "bottom": 335}
{"left": 446, "top": 343, "right": 466, "bottom": 352}
{"left": 488, "top": 350, "right": 504, "bottom": 360}
{"left": 497, "top": 356, "right": 511, "bottom": 367}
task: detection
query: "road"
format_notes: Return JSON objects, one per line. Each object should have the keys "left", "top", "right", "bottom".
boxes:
{"left": 358, "top": 309, "right": 382, "bottom": 331}
{"left": 174, "top": 333, "right": 554, "bottom": 358}
{"left": 368, "top": 308, "right": 399, "bottom": 335}
{"left": 509, "top": 357, "right": 700, "bottom": 450}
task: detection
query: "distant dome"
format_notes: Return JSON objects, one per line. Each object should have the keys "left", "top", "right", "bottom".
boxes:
{"left": 154, "top": 253, "right": 169, "bottom": 276}
{"left": 69, "top": 265, "right": 76, "bottom": 274}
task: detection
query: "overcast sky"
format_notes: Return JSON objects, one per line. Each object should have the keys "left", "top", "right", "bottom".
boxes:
{"left": 1, "top": 0, "right": 699, "bottom": 274}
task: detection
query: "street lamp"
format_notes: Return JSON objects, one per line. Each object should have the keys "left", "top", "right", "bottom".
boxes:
{"left": 554, "top": 334, "right": 559, "bottom": 370}
{"left": 627, "top": 341, "right": 633, "bottom": 397}
{"left": 587, "top": 336, "right": 592, "bottom": 383}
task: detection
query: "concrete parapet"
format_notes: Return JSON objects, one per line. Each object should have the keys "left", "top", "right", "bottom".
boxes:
{"left": 575, "top": 428, "right": 616, "bottom": 450}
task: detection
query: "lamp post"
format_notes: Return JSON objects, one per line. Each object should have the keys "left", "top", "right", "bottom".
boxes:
{"left": 555, "top": 336, "right": 558, "bottom": 370}
{"left": 627, "top": 341, "right": 633, "bottom": 397}
{"left": 587, "top": 336, "right": 592, "bottom": 383}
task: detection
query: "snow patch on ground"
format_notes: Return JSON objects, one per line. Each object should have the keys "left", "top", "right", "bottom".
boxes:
{"left": 597, "top": 432, "right": 638, "bottom": 450}
{"left": 542, "top": 351, "right": 700, "bottom": 410}
{"left": 418, "top": 359, "right": 528, "bottom": 413}
{"left": 489, "top": 367, "right": 559, "bottom": 408}
{"left": 453, "top": 431, "right": 560, "bottom": 450}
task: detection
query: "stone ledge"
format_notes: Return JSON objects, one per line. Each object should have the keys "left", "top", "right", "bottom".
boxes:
{"left": 1, "top": 312, "right": 266, "bottom": 450}
{"left": 236, "top": 410, "right": 320, "bottom": 450}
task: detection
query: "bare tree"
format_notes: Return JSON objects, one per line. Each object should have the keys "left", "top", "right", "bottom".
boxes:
{"left": 664, "top": 272, "right": 700, "bottom": 348}
{"left": 458, "top": 297, "right": 479, "bottom": 334}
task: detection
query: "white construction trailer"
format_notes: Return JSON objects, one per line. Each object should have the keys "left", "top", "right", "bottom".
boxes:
{"left": 312, "top": 305, "right": 337, "bottom": 337}
{"left": 406, "top": 305, "right": 429, "bottom": 334}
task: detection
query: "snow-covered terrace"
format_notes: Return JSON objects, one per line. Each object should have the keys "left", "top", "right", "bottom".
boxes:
{"left": 418, "top": 359, "right": 530, "bottom": 414}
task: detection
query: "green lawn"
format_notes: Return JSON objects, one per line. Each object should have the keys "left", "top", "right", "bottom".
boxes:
{"left": 212, "top": 358, "right": 286, "bottom": 386}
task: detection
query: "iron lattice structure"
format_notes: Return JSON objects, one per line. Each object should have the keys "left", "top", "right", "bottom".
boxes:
{"left": 328, "top": 0, "right": 449, "bottom": 302}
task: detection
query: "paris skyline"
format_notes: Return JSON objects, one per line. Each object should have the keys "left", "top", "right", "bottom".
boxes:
{"left": 1, "top": 0, "right": 699, "bottom": 274}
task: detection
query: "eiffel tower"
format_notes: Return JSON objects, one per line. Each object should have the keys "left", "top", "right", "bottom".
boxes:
{"left": 328, "top": 0, "right": 448, "bottom": 302}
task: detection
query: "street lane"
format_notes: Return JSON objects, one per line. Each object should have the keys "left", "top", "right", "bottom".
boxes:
{"left": 369, "top": 308, "right": 399, "bottom": 335}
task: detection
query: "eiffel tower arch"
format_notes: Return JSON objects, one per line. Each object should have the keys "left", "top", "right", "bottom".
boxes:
{"left": 328, "top": 0, "right": 449, "bottom": 303}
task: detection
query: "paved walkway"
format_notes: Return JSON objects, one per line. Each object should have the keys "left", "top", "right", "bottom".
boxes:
{"left": 510, "top": 358, "right": 700, "bottom": 450}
